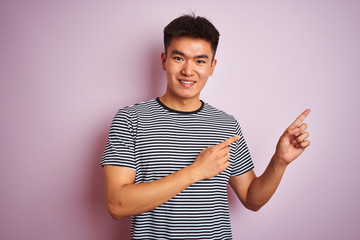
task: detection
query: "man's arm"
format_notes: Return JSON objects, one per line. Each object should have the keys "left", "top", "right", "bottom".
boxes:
{"left": 104, "top": 136, "right": 240, "bottom": 219}
{"left": 229, "top": 109, "right": 311, "bottom": 211}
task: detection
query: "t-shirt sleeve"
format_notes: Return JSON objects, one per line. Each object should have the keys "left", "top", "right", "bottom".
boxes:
{"left": 100, "top": 108, "right": 136, "bottom": 170}
{"left": 231, "top": 119, "right": 254, "bottom": 176}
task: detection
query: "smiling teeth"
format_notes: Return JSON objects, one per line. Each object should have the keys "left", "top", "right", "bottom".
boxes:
{"left": 180, "top": 80, "right": 195, "bottom": 84}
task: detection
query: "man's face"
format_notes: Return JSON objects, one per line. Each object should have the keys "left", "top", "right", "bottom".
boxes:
{"left": 161, "top": 36, "right": 217, "bottom": 102}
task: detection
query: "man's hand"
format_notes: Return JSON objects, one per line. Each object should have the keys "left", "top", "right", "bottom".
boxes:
{"left": 230, "top": 110, "right": 311, "bottom": 211}
{"left": 189, "top": 135, "right": 241, "bottom": 181}
{"left": 275, "top": 109, "right": 311, "bottom": 165}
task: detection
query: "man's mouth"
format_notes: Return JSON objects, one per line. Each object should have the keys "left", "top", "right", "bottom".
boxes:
{"left": 179, "top": 80, "right": 196, "bottom": 84}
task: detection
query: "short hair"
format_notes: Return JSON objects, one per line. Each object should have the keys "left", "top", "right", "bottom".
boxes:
{"left": 163, "top": 14, "right": 220, "bottom": 59}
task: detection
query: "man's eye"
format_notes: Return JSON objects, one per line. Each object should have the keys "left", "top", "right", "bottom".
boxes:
{"left": 197, "top": 60, "right": 206, "bottom": 64}
{"left": 174, "top": 57, "right": 183, "bottom": 61}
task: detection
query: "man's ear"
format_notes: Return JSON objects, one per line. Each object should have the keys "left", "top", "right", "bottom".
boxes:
{"left": 161, "top": 52, "right": 167, "bottom": 71}
{"left": 210, "top": 59, "right": 217, "bottom": 76}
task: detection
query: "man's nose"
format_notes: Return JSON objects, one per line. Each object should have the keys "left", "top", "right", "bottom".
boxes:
{"left": 181, "top": 61, "right": 195, "bottom": 76}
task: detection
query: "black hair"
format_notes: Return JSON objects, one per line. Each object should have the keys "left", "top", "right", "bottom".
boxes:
{"left": 163, "top": 14, "right": 220, "bottom": 59}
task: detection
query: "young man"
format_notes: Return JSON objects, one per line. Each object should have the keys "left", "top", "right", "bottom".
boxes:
{"left": 101, "top": 15, "right": 310, "bottom": 239}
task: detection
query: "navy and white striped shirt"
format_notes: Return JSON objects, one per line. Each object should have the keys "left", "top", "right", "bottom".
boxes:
{"left": 101, "top": 98, "right": 253, "bottom": 239}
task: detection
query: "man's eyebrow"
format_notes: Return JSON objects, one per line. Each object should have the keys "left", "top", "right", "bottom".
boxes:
{"left": 171, "top": 50, "right": 185, "bottom": 56}
{"left": 196, "top": 54, "right": 209, "bottom": 59}
{"left": 170, "top": 50, "right": 209, "bottom": 59}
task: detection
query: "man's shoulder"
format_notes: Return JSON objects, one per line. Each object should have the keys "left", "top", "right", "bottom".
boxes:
{"left": 202, "top": 101, "right": 236, "bottom": 122}
{"left": 118, "top": 98, "right": 157, "bottom": 113}
{"left": 110, "top": 99, "right": 159, "bottom": 123}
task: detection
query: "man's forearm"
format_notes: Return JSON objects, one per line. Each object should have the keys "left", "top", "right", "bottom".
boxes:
{"left": 246, "top": 155, "right": 288, "bottom": 211}
{"left": 230, "top": 110, "right": 310, "bottom": 211}
{"left": 107, "top": 166, "right": 199, "bottom": 219}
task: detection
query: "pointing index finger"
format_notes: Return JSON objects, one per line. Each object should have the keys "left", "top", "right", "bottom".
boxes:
{"left": 217, "top": 135, "right": 241, "bottom": 149}
{"left": 290, "top": 109, "right": 311, "bottom": 128}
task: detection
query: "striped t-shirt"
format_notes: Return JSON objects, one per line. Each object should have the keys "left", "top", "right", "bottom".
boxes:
{"left": 101, "top": 98, "right": 254, "bottom": 239}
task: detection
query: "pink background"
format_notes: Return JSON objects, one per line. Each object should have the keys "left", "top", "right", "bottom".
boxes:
{"left": 1, "top": 0, "right": 359, "bottom": 239}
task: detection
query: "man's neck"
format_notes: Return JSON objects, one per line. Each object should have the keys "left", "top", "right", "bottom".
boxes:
{"left": 159, "top": 95, "right": 202, "bottom": 112}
